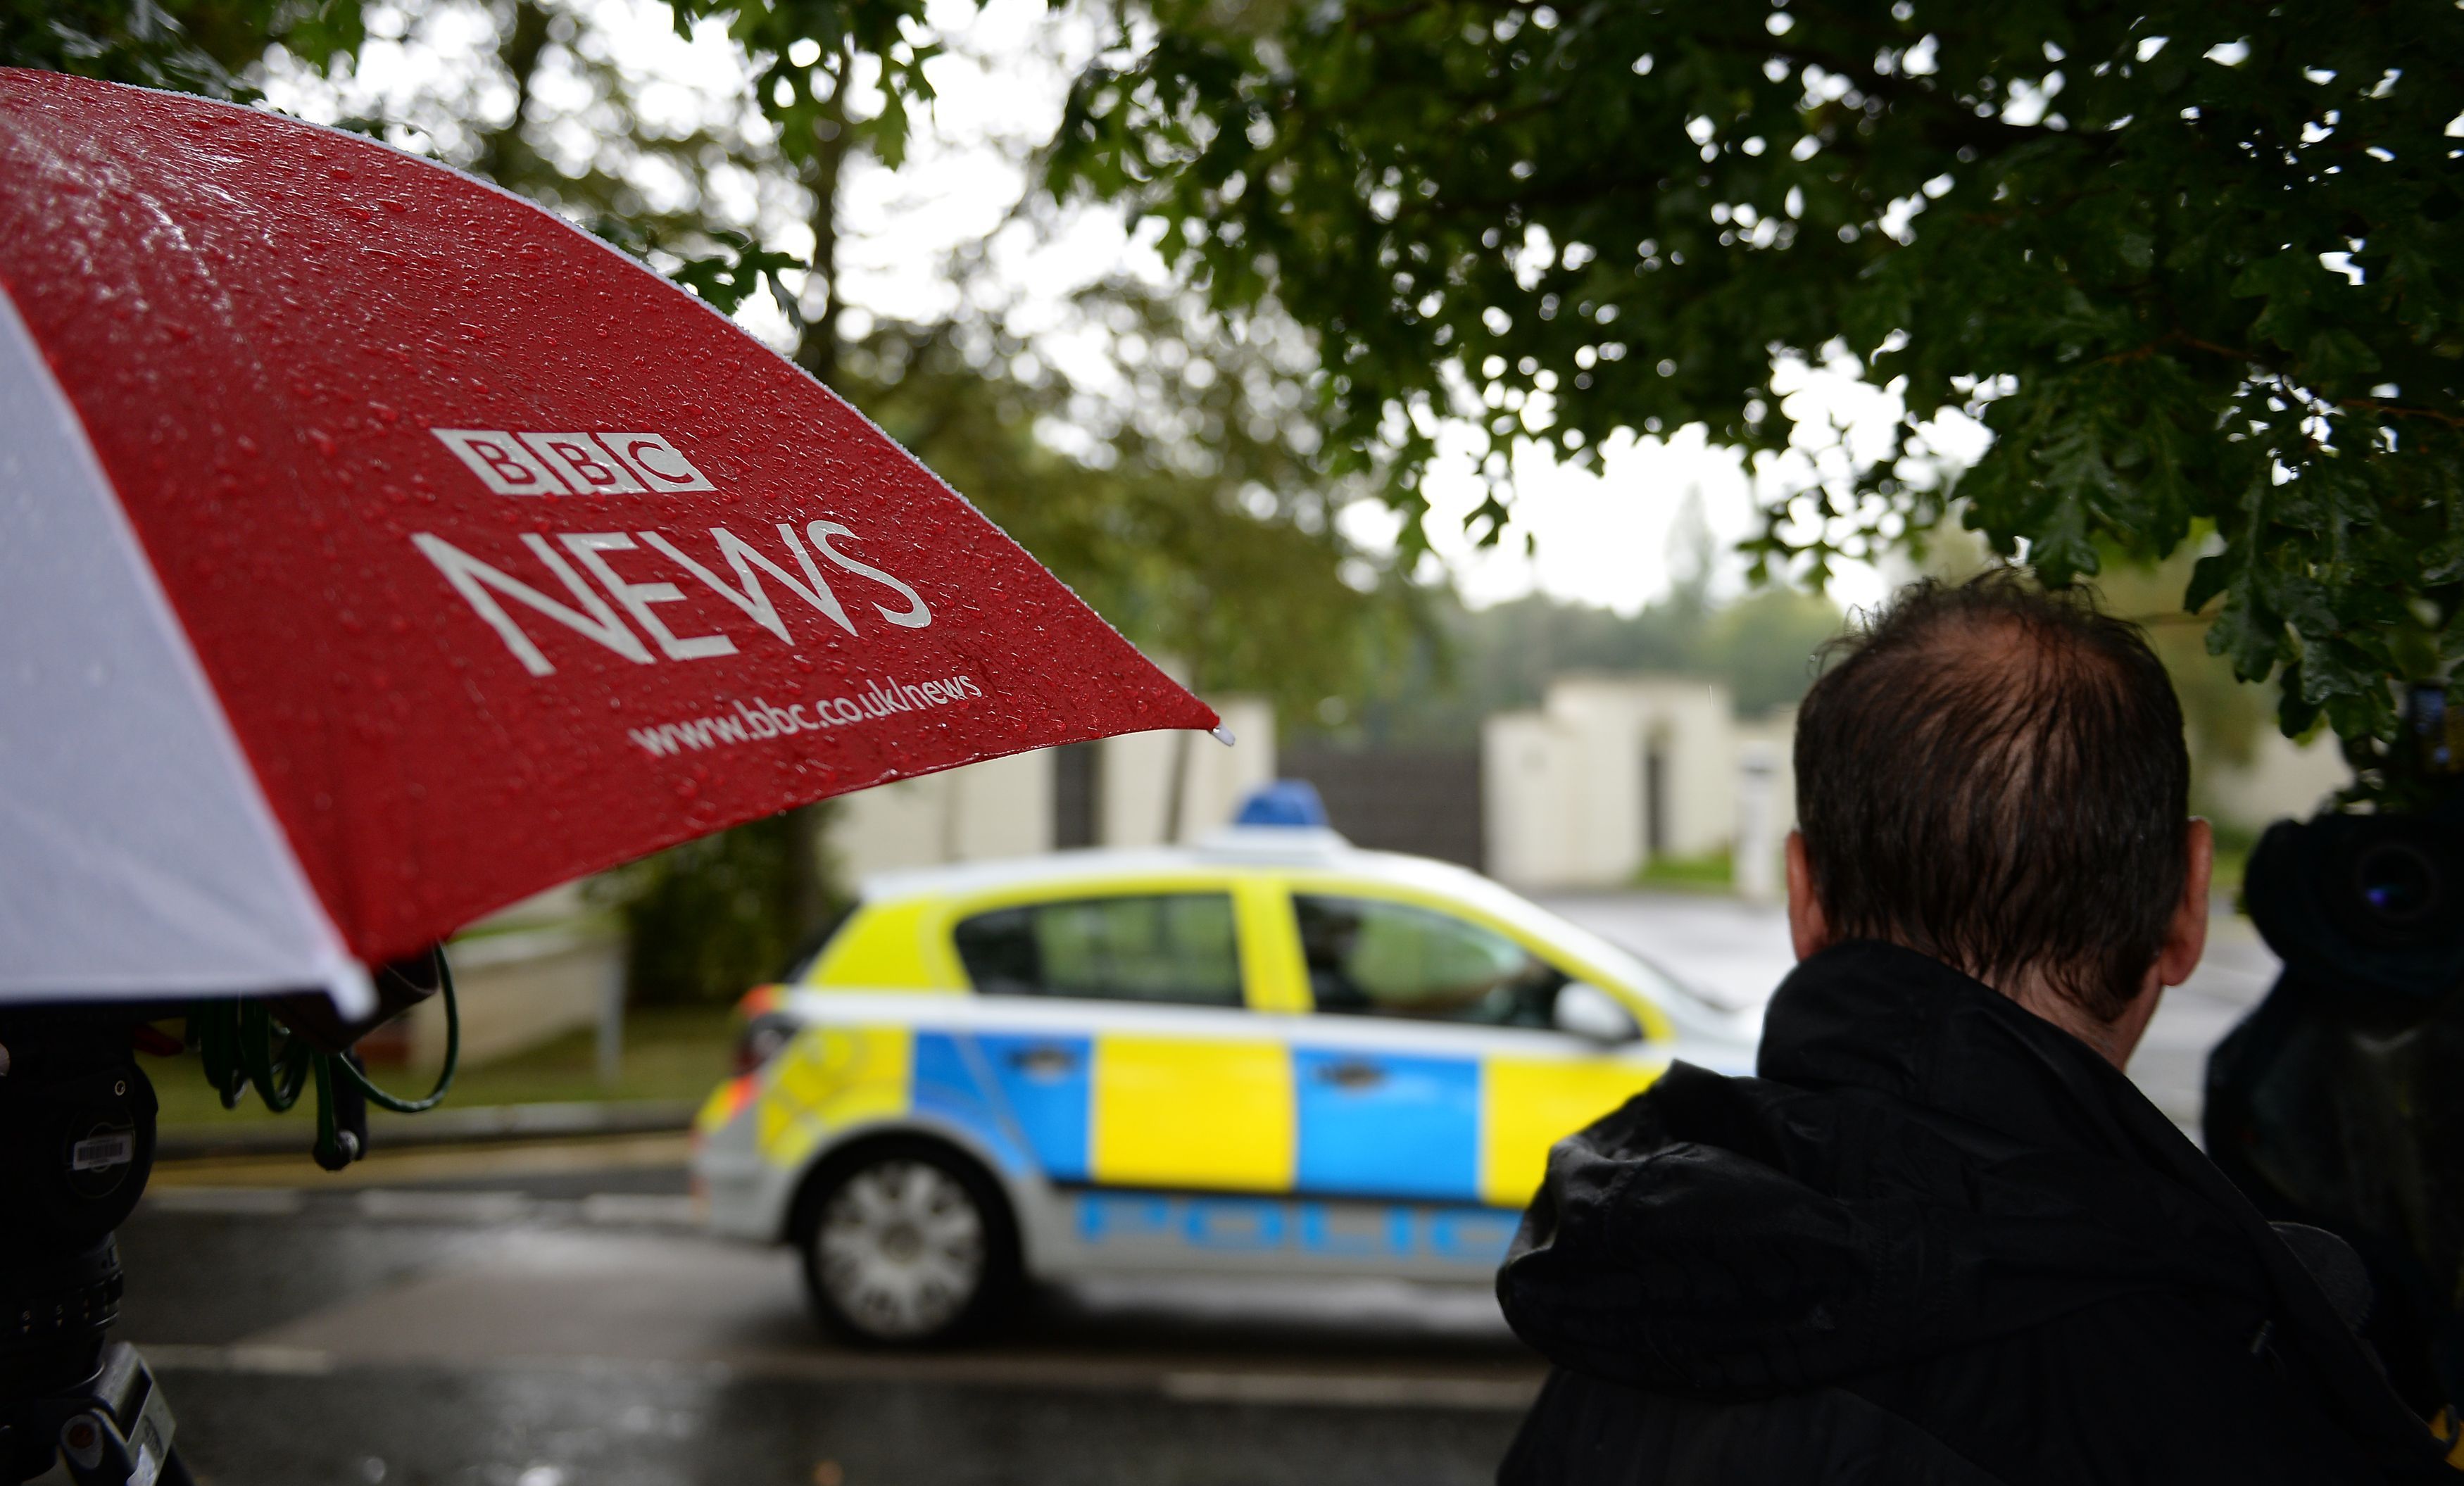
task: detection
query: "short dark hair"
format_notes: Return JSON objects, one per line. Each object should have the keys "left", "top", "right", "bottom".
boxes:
{"left": 1793, "top": 572, "right": 2190, "bottom": 1022}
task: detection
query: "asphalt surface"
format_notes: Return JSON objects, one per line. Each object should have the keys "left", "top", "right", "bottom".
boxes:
{"left": 120, "top": 1173, "right": 1536, "bottom": 1485}
{"left": 116, "top": 891, "right": 2284, "bottom": 1482}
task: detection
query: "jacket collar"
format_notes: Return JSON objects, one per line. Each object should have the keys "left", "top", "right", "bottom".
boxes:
{"left": 1756, "top": 939, "right": 2174, "bottom": 1167}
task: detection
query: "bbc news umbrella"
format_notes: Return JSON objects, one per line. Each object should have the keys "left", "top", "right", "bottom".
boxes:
{"left": 0, "top": 68, "right": 1219, "bottom": 1015}
{"left": 0, "top": 68, "right": 1219, "bottom": 1481}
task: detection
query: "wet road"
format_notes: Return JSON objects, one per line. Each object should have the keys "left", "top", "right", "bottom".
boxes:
{"left": 118, "top": 1170, "right": 1537, "bottom": 1485}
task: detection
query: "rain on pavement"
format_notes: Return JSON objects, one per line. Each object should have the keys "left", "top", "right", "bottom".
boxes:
{"left": 120, "top": 893, "right": 2280, "bottom": 1484}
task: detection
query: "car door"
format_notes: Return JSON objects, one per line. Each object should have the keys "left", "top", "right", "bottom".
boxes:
{"left": 1281, "top": 888, "right": 1667, "bottom": 1211}
{"left": 945, "top": 888, "right": 1293, "bottom": 1195}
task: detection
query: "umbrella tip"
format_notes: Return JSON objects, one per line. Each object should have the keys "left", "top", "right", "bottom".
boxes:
{"left": 1209, "top": 725, "right": 1238, "bottom": 748}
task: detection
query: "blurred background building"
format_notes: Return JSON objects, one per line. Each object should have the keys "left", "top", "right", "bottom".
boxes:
{"left": 830, "top": 696, "right": 1277, "bottom": 873}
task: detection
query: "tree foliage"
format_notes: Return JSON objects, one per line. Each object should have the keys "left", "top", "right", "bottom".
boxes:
{"left": 586, "top": 809, "right": 819, "bottom": 1004}
{"left": 1052, "top": 0, "right": 2464, "bottom": 791}
{"left": 843, "top": 286, "right": 1417, "bottom": 710}
{"left": 4, "top": 0, "right": 365, "bottom": 96}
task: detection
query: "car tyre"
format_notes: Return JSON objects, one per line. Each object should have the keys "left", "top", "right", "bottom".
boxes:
{"left": 796, "top": 1139, "right": 1018, "bottom": 1347}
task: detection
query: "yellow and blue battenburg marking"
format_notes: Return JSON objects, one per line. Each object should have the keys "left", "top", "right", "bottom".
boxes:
{"left": 746, "top": 1021, "right": 1666, "bottom": 1226}
{"left": 1067, "top": 1190, "right": 1523, "bottom": 1263}
{"left": 1294, "top": 1049, "right": 1481, "bottom": 1199}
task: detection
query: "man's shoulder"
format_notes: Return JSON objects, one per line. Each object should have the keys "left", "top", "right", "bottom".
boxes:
{"left": 1596, "top": 1057, "right": 1988, "bottom": 1194}
{"left": 1506, "top": 1297, "right": 2418, "bottom": 1486}
{"left": 1861, "top": 1291, "right": 2415, "bottom": 1485}
{"left": 1500, "top": 1366, "right": 2006, "bottom": 1486}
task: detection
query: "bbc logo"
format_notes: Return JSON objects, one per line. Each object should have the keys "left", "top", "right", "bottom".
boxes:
{"left": 432, "top": 429, "right": 717, "bottom": 497}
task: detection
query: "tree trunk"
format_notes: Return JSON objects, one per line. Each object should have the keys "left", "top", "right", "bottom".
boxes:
{"left": 1162, "top": 662, "right": 1203, "bottom": 845}
{"left": 784, "top": 48, "right": 853, "bottom": 934}
{"left": 471, "top": 0, "right": 553, "bottom": 188}
{"left": 791, "top": 50, "right": 850, "bottom": 389}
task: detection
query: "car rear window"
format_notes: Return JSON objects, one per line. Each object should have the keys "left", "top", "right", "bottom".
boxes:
{"left": 954, "top": 893, "right": 1243, "bottom": 1007}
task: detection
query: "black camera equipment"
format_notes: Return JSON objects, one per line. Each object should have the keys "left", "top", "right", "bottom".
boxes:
{"left": 0, "top": 1004, "right": 184, "bottom": 1485}
{"left": 2207, "top": 684, "right": 2464, "bottom": 1418}
{"left": 0, "top": 952, "right": 454, "bottom": 1483}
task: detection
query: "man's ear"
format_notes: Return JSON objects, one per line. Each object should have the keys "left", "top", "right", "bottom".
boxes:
{"left": 2155, "top": 819, "right": 2215, "bottom": 989}
{"left": 1786, "top": 831, "right": 1833, "bottom": 962}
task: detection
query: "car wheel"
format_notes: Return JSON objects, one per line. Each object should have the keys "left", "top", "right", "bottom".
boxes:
{"left": 798, "top": 1142, "right": 1015, "bottom": 1346}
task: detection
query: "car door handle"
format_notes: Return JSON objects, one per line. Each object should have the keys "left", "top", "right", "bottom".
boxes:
{"left": 1314, "top": 1059, "right": 1387, "bottom": 1090}
{"left": 1006, "top": 1045, "right": 1080, "bottom": 1078}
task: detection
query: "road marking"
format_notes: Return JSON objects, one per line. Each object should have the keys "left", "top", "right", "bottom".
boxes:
{"left": 139, "top": 1344, "right": 333, "bottom": 1375}
{"left": 148, "top": 1133, "right": 691, "bottom": 1189}
{"left": 1162, "top": 1371, "right": 1537, "bottom": 1411}
{"left": 140, "top": 1186, "right": 306, "bottom": 1216}
{"left": 356, "top": 1190, "right": 532, "bottom": 1224}
{"left": 580, "top": 1193, "right": 700, "bottom": 1228}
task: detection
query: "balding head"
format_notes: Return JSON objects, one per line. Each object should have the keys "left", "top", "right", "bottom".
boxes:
{"left": 1793, "top": 572, "right": 2192, "bottom": 1024}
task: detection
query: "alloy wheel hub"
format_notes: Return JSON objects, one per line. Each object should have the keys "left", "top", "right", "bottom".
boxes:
{"left": 817, "top": 1161, "right": 986, "bottom": 1339}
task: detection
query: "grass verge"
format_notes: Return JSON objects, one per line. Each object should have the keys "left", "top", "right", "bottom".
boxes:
{"left": 146, "top": 1003, "right": 736, "bottom": 1131}
{"left": 1633, "top": 850, "right": 1735, "bottom": 894}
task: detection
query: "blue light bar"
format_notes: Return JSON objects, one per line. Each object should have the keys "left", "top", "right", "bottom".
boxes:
{"left": 1233, "top": 779, "right": 1329, "bottom": 829}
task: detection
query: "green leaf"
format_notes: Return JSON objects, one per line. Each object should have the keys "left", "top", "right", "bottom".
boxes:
{"left": 2302, "top": 327, "right": 2382, "bottom": 385}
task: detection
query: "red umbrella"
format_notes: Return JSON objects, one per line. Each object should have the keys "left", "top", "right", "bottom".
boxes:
{"left": 0, "top": 70, "right": 1220, "bottom": 1018}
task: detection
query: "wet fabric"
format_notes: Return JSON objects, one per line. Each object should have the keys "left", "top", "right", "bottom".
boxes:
{"left": 1496, "top": 940, "right": 2452, "bottom": 1484}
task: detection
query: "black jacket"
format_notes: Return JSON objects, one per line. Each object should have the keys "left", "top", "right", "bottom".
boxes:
{"left": 1496, "top": 940, "right": 2453, "bottom": 1485}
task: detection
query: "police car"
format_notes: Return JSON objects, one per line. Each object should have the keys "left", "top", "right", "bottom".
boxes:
{"left": 691, "top": 802, "right": 1757, "bottom": 1345}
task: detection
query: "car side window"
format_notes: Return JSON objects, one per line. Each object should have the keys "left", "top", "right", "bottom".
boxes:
{"left": 1295, "top": 895, "right": 1567, "bottom": 1027}
{"left": 953, "top": 893, "right": 1243, "bottom": 1007}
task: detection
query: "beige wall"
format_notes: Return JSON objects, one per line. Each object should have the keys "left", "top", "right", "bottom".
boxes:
{"left": 827, "top": 746, "right": 1055, "bottom": 877}
{"left": 1734, "top": 708, "right": 1798, "bottom": 904}
{"left": 1483, "top": 676, "right": 1739, "bottom": 890}
{"left": 1482, "top": 712, "right": 1583, "bottom": 890}
{"left": 829, "top": 695, "right": 1277, "bottom": 881}
{"left": 2199, "top": 727, "right": 2349, "bottom": 832}
{"left": 1096, "top": 696, "right": 1277, "bottom": 848}
{"left": 410, "top": 921, "right": 622, "bottom": 1070}
{"left": 382, "top": 879, "right": 624, "bottom": 1070}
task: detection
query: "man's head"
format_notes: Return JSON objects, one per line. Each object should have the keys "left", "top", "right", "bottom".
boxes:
{"left": 1787, "top": 572, "right": 2212, "bottom": 1061}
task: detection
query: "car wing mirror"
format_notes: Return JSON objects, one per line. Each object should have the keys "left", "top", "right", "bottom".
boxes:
{"left": 1554, "top": 981, "right": 1642, "bottom": 1043}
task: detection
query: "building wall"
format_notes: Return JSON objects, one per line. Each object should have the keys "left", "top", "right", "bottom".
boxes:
{"left": 1098, "top": 726, "right": 1178, "bottom": 850}
{"left": 1483, "top": 713, "right": 1581, "bottom": 889}
{"left": 1486, "top": 676, "right": 1737, "bottom": 889}
{"left": 401, "top": 923, "right": 622, "bottom": 1070}
{"left": 1734, "top": 707, "right": 1798, "bottom": 904}
{"left": 413, "top": 885, "right": 622, "bottom": 1071}
{"left": 1181, "top": 696, "right": 1278, "bottom": 840}
{"left": 2199, "top": 728, "right": 2348, "bottom": 832}
{"left": 828, "top": 746, "right": 1054, "bottom": 878}
{"left": 1095, "top": 696, "right": 1276, "bottom": 849}
{"left": 829, "top": 695, "right": 1276, "bottom": 883}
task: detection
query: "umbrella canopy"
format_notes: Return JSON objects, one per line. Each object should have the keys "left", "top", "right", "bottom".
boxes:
{"left": 0, "top": 70, "right": 1219, "bottom": 1017}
